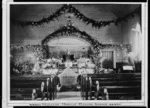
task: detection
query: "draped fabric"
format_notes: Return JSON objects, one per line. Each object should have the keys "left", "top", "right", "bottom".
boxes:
{"left": 58, "top": 67, "right": 78, "bottom": 87}
{"left": 42, "top": 69, "right": 58, "bottom": 75}
{"left": 78, "top": 68, "right": 94, "bottom": 74}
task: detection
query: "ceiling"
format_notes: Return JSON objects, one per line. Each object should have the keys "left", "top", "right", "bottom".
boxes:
{"left": 10, "top": 4, "right": 141, "bottom": 20}
{"left": 10, "top": 4, "right": 141, "bottom": 45}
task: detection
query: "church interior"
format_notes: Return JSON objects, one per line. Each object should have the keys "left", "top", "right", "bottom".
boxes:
{"left": 10, "top": 4, "right": 142, "bottom": 100}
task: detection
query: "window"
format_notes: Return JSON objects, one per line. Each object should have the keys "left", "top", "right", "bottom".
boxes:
{"left": 131, "top": 22, "right": 142, "bottom": 62}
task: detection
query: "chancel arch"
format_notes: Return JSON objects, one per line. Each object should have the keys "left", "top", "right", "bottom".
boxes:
{"left": 41, "top": 24, "right": 103, "bottom": 61}
{"left": 46, "top": 37, "right": 91, "bottom": 58}
{"left": 41, "top": 24, "right": 102, "bottom": 50}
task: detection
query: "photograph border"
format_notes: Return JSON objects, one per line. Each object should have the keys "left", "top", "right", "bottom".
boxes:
{"left": 2, "top": 1, "right": 148, "bottom": 107}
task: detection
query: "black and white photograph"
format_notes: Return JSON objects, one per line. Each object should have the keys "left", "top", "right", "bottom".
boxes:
{"left": 2, "top": 1, "right": 148, "bottom": 107}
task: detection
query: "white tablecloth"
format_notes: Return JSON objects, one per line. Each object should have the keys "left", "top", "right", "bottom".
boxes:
{"left": 78, "top": 68, "right": 94, "bottom": 74}
{"left": 65, "top": 62, "right": 73, "bottom": 68}
{"left": 42, "top": 69, "right": 58, "bottom": 75}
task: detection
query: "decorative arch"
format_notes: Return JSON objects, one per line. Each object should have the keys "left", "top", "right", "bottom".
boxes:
{"left": 41, "top": 24, "right": 103, "bottom": 51}
{"left": 40, "top": 24, "right": 131, "bottom": 59}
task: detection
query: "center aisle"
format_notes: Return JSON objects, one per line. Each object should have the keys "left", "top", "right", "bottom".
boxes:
{"left": 55, "top": 91, "right": 82, "bottom": 100}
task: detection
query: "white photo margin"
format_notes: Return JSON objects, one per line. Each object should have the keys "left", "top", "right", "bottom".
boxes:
{"left": 2, "top": 1, "right": 148, "bottom": 107}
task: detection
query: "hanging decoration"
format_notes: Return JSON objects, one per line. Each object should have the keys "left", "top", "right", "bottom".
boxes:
{"left": 11, "top": 4, "right": 68, "bottom": 27}
{"left": 11, "top": 4, "right": 141, "bottom": 28}
{"left": 10, "top": 44, "right": 131, "bottom": 52}
{"left": 10, "top": 43, "right": 131, "bottom": 63}
{"left": 10, "top": 23, "right": 131, "bottom": 57}
{"left": 41, "top": 24, "right": 131, "bottom": 53}
{"left": 10, "top": 44, "right": 45, "bottom": 51}
{"left": 41, "top": 23, "right": 102, "bottom": 48}
{"left": 10, "top": 44, "right": 49, "bottom": 59}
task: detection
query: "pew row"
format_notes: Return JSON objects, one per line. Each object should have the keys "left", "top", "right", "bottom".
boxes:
{"left": 10, "top": 75, "right": 60, "bottom": 100}
{"left": 80, "top": 73, "right": 141, "bottom": 100}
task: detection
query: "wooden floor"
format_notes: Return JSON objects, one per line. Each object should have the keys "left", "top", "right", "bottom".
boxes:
{"left": 55, "top": 91, "right": 82, "bottom": 100}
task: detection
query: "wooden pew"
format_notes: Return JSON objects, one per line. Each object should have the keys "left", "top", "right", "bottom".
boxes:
{"left": 80, "top": 73, "right": 141, "bottom": 100}
{"left": 10, "top": 74, "right": 59, "bottom": 100}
